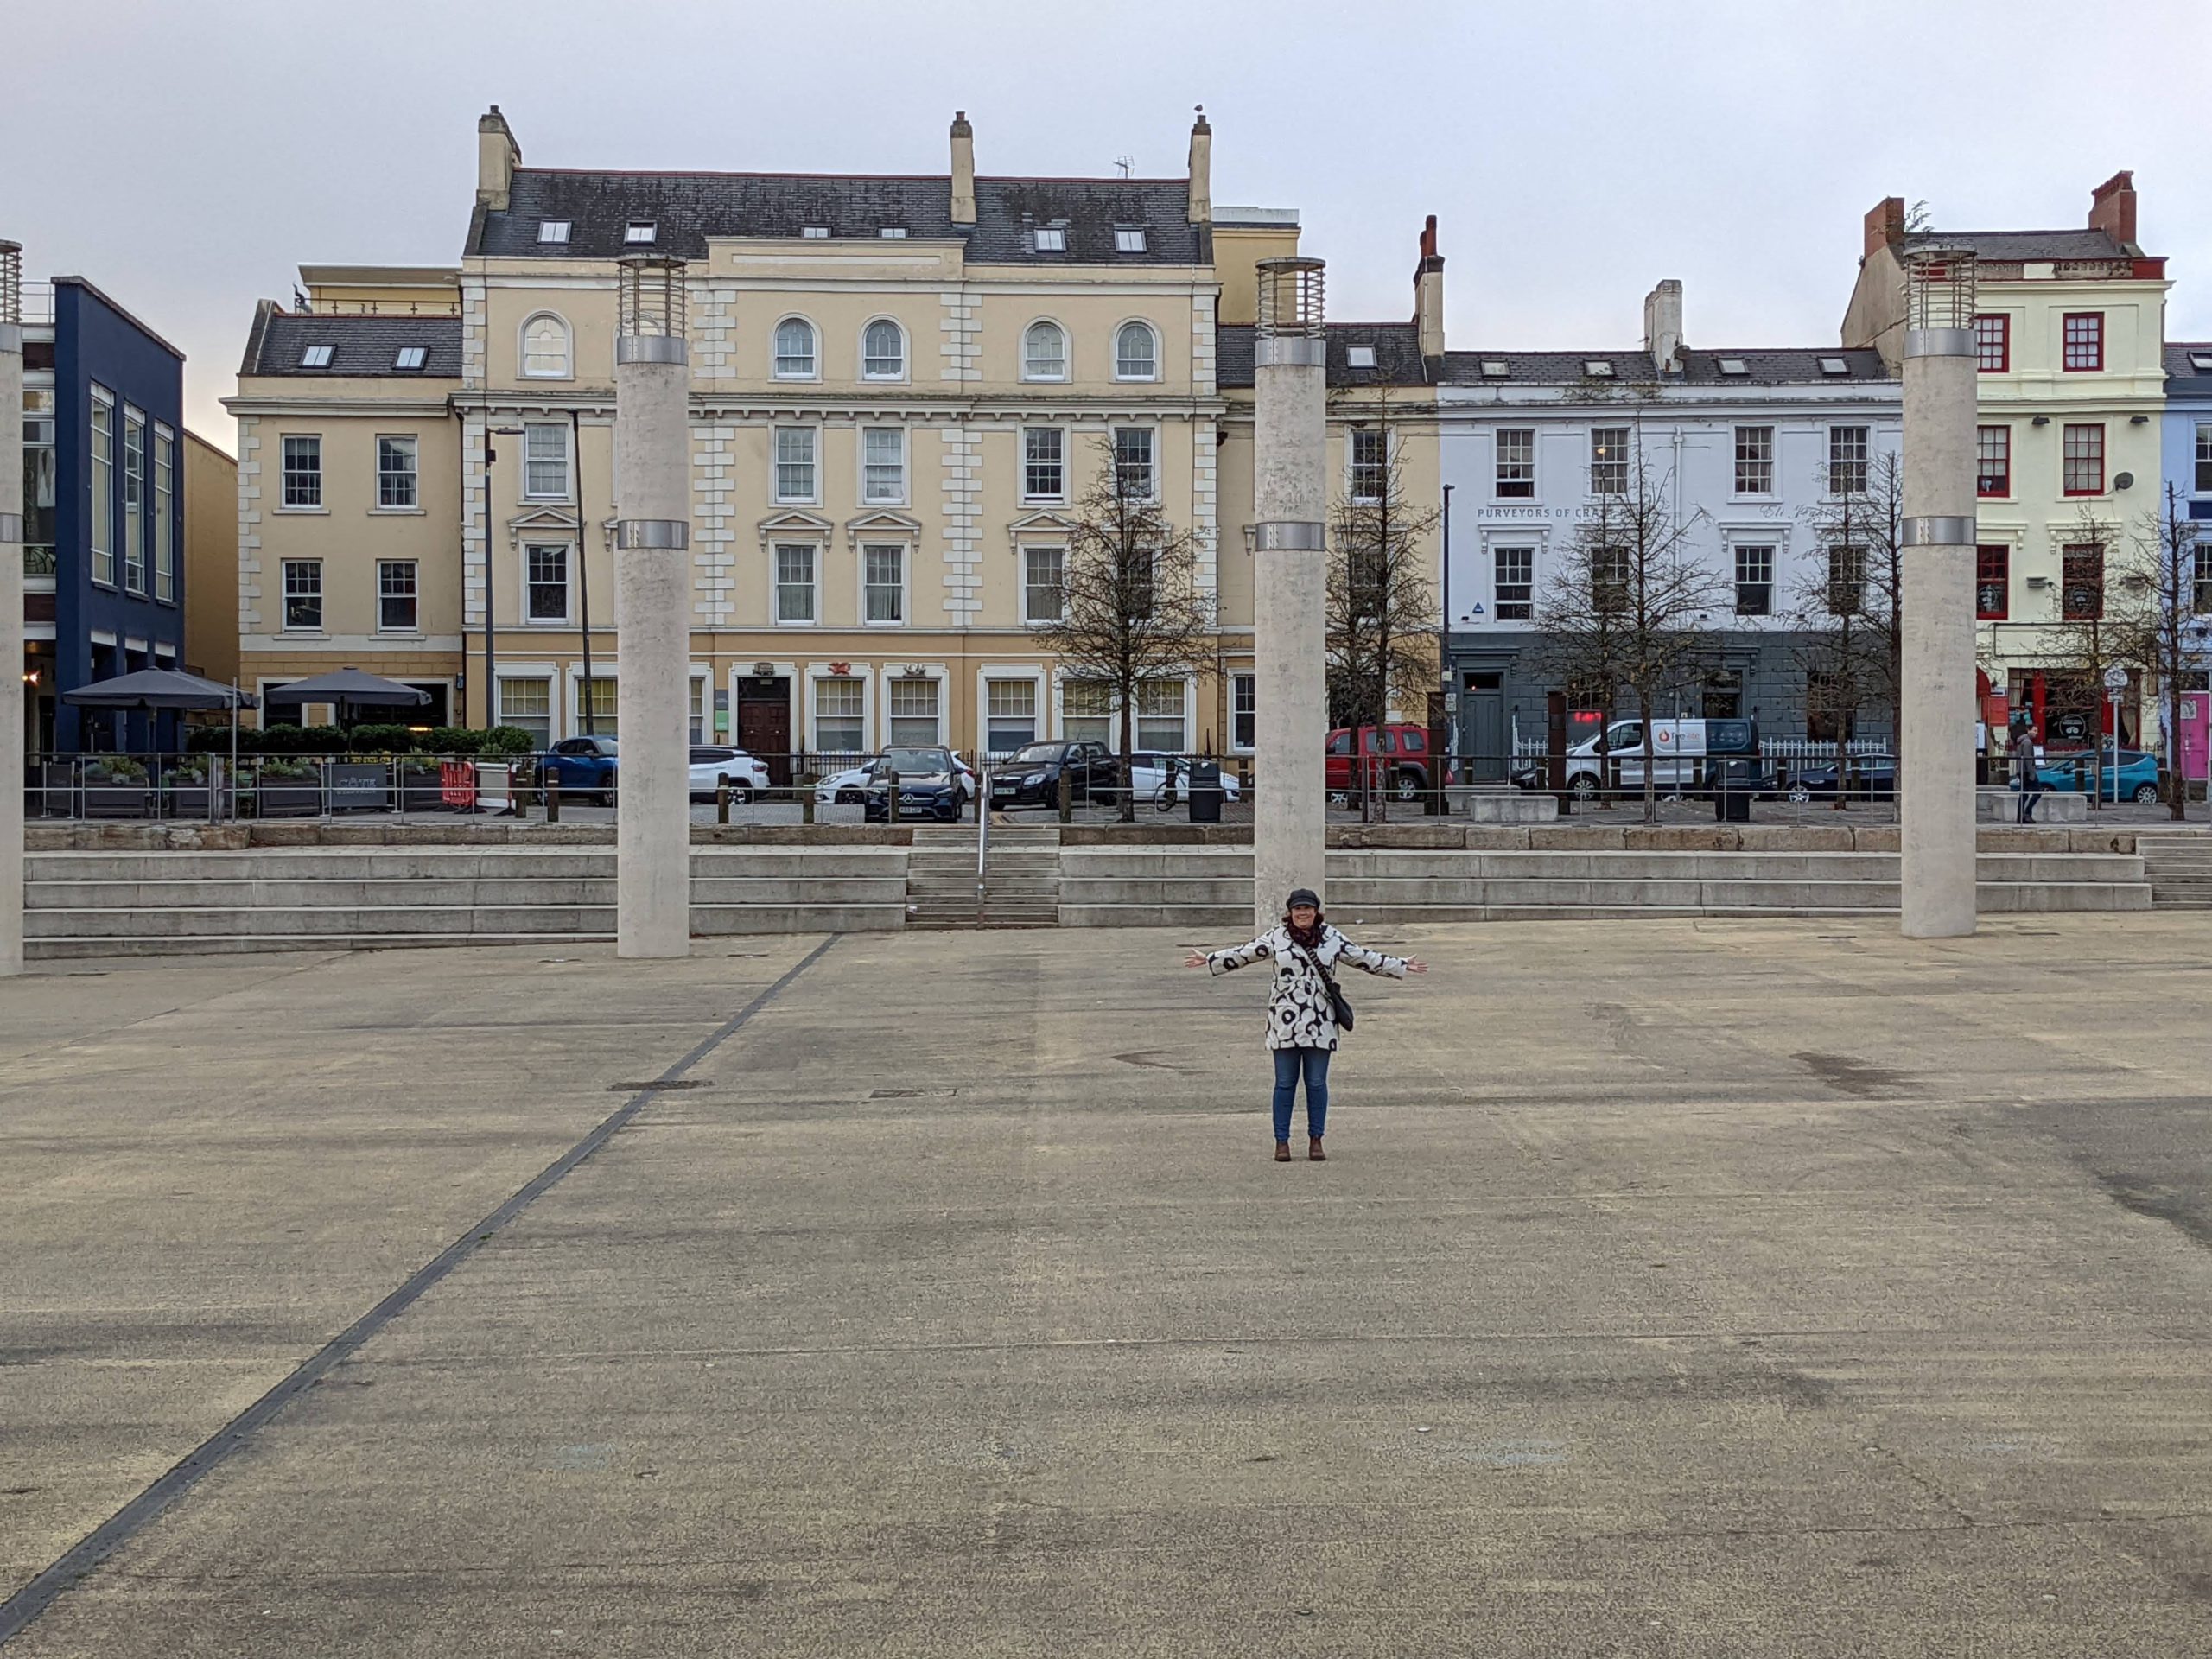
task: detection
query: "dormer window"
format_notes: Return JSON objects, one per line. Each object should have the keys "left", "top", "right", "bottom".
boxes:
{"left": 537, "top": 219, "right": 571, "bottom": 245}
{"left": 1585, "top": 359, "right": 1614, "bottom": 378}
{"left": 1033, "top": 226, "right": 1066, "bottom": 252}
{"left": 394, "top": 346, "right": 428, "bottom": 371}
{"left": 1115, "top": 228, "right": 1147, "bottom": 253}
{"left": 1346, "top": 346, "right": 1376, "bottom": 369}
{"left": 300, "top": 345, "right": 333, "bottom": 369}
{"left": 1718, "top": 358, "right": 1749, "bottom": 377}
{"left": 802, "top": 226, "right": 830, "bottom": 238}
{"left": 624, "top": 222, "right": 657, "bottom": 245}
{"left": 2191, "top": 353, "right": 2212, "bottom": 372}
{"left": 880, "top": 226, "right": 907, "bottom": 238}
{"left": 1480, "top": 360, "right": 1509, "bottom": 378}
{"left": 1820, "top": 356, "right": 1849, "bottom": 375}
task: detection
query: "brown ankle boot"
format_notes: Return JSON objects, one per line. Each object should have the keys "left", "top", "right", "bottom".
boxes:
{"left": 1308, "top": 1137, "right": 1326, "bottom": 1161}
{"left": 1274, "top": 1141, "right": 1292, "bottom": 1162}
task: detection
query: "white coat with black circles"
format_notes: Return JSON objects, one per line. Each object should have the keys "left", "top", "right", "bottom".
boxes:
{"left": 1205, "top": 924, "right": 1408, "bottom": 1052}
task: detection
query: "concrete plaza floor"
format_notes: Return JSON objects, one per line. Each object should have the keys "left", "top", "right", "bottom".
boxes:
{"left": 3, "top": 916, "right": 2211, "bottom": 1656}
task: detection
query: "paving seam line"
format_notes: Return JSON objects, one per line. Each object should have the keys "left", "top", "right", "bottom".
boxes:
{"left": 0, "top": 934, "right": 840, "bottom": 1649}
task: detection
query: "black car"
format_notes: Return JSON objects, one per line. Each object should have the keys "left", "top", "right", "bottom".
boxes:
{"left": 1788, "top": 753, "right": 1897, "bottom": 800}
{"left": 988, "top": 740, "right": 1122, "bottom": 810}
{"left": 861, "top": 747, "right": 966, "bottom": 823}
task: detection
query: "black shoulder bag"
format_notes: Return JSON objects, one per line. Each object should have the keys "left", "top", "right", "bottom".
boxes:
{"left": 1291, "top": 937, "right": 1354, "bottom": 1032}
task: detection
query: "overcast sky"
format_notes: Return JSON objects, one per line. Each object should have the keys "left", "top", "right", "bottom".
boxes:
{"left": 11, "top": 0, "right": 2212, "bottom": 446}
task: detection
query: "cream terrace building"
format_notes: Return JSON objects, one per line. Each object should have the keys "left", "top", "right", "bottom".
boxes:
{"left": 226, "top": 109, "right": 1444, "bottom": 766}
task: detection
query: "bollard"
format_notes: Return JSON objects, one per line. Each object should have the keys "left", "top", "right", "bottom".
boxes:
{"left": 1058, "top": 767, "right": 1073, "bottom": 823}
{"left": 716, "top": 782, "right": 730, "bottom": 825}
{"left": 546, "top": 774, "right": 561, "bottom": 823}
{"left": 801, "top": 780, "right": 816, "bottom": 825}
{"left": 886, "top": 767, "right": 900, "bottom": 825}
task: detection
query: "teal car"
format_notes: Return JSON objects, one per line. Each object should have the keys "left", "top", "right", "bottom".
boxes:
{"left": 2013, "top": 747, "right": 2161, "bottom": 803}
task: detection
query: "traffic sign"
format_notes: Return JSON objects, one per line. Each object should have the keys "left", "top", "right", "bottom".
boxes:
{"left": 2103, "top": 666, "right": 2129, "bottom": 690}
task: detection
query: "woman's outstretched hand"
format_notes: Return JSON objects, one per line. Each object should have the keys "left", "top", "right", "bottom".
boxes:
{"left": 1184, "top": 950, "right": 1210, "bottom": 969}
{"left": 1405, "top": 958, "right": 1429, "bottom": 974}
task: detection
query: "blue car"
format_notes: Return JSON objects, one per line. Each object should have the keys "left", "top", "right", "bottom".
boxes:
{"left": 539, "top": 736, "right": 618, "bottom": 804}
{"left": 2018, "top": 747, "right": 2160, "bottom": 803}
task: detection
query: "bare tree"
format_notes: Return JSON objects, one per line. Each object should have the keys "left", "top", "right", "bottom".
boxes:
{"left": 2037, "top": 504, "right": 2125, "bottom": 801}
{"left": 1026, "top": 436, "right": 1216, "bottom": 822}
{"left": 1792, "top": 449, "right": 1904, "bottom": 799}
{"left": 1325, "top": 397, "right": 1440, "bottom": 821}
{"left": 2099, "top": 484, "right": 2205, "bottom": 819}
{"left": 1536, "top": 435, "right": 1731, "bottom": 823}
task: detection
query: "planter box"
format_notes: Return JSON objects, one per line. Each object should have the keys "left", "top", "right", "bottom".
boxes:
{"left": 162, "top": 785, "right": 235, "bottom": 820}
{"left": 83, "top": 784, "right": 156, "bottom": 819}
{"left": 398, "top": 772, "right": 448, "bottom": 811}
{"left": 255, "top": 782, "right": 324, "bottom": 818}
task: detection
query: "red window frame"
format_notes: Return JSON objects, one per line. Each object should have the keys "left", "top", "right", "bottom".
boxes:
{"left": 2062, "top": 423, "right": 2105, "bottom": 496}
{"left": 1973, "top": 314, "right": 2009, "bottom": 373}
{"left": 1976, "top": 425, "right": 2010, "bottom": 498}
{"left": 2063, "top": 312, "right": 2103, "bottom": 372}
{"left": 1975, "top": 546, "right": 2009, "bottom": 620}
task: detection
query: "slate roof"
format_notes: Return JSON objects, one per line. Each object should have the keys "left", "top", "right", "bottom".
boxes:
{"left": 243, "top": 307, "right": 462, "bottom": 378}
{"left": 1903, "top": 228, "right": 2139, "bottom": 263}
{"left": 2164, "top": 343, "right": 2212, "bottom": 397}
{"left": 470, "top": 168, "right": 1202, "bottom": 264}
{"left": 1214, "top": 322, "right": 1430, "bottom": 389}
{"left": 1438, "top": 346, "right": 1893, "bottom": 389}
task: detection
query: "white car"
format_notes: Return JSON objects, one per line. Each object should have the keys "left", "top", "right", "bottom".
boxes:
{"left": 817, "top": 754, "right": 976, "bottom": 804}
{"left": 688, "top": 745, "right": 771, "bottom": 803}
{"left": 1127, "top": 752, "right": 1243, "bottom": 804}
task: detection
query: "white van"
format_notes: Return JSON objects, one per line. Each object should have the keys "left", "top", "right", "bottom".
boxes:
{"left": 1535, "top": 717, "right": 1759, "bottom": 799}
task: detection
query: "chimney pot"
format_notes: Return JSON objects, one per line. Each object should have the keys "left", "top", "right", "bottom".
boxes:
{"left": 950, "top": 111, "right": 976, "bottom": 226}
{"left": 1643, "top": 279, "right": 1684, "bottom": 375}
{"left": 2088, "top": 169, "right": 2138, "bottom": 249}
{"left": 1864, "top": 196, "right": 1905, "bottom": 260}
{"left": 1187, "top": 106, "right": 1211, "bottom": 225}
{"left": 1414, "top": 215, "right": 1445, "bottom": 364}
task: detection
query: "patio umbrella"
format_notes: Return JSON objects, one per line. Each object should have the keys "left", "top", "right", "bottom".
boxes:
{"left": 61, "top": 667, "right": 257, "bottom": 712}
{"left": 261, "top": 667, "right": 432, "bottom": 722}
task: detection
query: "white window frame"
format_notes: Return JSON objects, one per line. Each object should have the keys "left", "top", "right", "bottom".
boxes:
{"left": 90, "top": 388, "right": 115, "bottom": 582}
{"left": 772, "top": 316, "right": 819, "bottom": 380}
{"left": 881, "top": 669, "right": 946, "bottom": 748}
{"left": 571, "top": 668, "right": 620, "bottom": 739}
{"left": 282, "top": 558, "right": 324, "bottom": 632}
{"left": 860, "top": 426, "right": 907, "bottom": 506}
{"left": 519, "top": 311, "right": 573, "bottom": 379}
{"left": 122, "top": 406, "right": 145, "bottom": 593}
{"left": 377, "top": 558, "right": 420, "bottom": 633}
{"left": 1113, "top": 320, "right": 1160, "bottom": 382}
{"left": 1057, "top": 675, "right": 1116, "bottom": 747}
{"left": 394, "top": 346, "right": 428, "bottom": 372}
{"left": 1022, "top": 320, "right": 1068, "bottom": 383}
{"left": 496, "top": 673, "right": 555, "bottom": 747}
{"left": 536, "top": 219, "right": 571, "bottom": 245}
{"left": 772, "top": 541, "right": 820, "bottom": 626}
{"left": 773, "top": 426, "right": 818, "bottom": 505}
{"left": 1827, "top": 424, "right": 1870, "bottom": 496}
{"left": 1112, "top": 425, "right": 1157, "bottom": 501}
{"left": 977, "top": 667, "right": 1047, "bottom": 758}
{"left": 376, "top": 434, "right": 419, "bottom": 510}
{"left": 1733, "top": 425, "right": 1777, "bottom": 497}
{"left": 1022, "top": 427, "right": 1066, "bottom": 503}
{"left": 1231, "top": 671, "right": 1257, "bottom": 753}
{"left": 809, "top": 673, "right": 870, "bottom": 753}
{"left": 280, "top": 431, "right": 321, "bottom": 511}
{"left": 1588, "top": 425, "right": 1630, "bottom": 495}
{"left": 1135, "top": 676, "right": 1191, "bottom": 753}
{"left": 152, "top": 423, "right": 175, "bottom": 603}
{"left": 523, "top": 541, "right": 573, "bottom": 626}
{"left": 1033, "top": 226, "right": 1066, "bottom": 252}
{"left": 1349, "top": 428, "right": 1388, "bottom": 504}
{"left": 860, "top": 317, "right": 907, "bottom": 382}
{"left": 1021, "top": 543, "right": 1066, "bottom": 624}
{"left": 1494, "top": 427, "right": 1535, "bottom": 499}
{"left": 1493, "top": 544, "right": 1535, "bottom": 621}
{"left": 522, "top": 422, "right": 570, "bottom": 501}
{"left": 1732, "top": 539, "right": 1777, "bottom": 617}
{"left": 860, "top": 542, "right": 909, "bottom": 626}
{"left": 624, "top": 222, "right": 657, "bottom": 245}
{"left": 1115, "top": 227, "right": 1147, "bottom": 254}
{"left": 299, "top": 344, "right": 333, "bottom": 369}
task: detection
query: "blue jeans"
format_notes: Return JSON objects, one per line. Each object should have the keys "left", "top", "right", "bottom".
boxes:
{"left": 1272, "top": 1047, "right": 1332, "bottom": 1142}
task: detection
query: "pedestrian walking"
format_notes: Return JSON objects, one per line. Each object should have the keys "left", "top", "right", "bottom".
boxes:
{"left": 1185, "top": 887, "right": 1427, "bottom": 1161}
{"left": 2012, "top": 715, "right": 2045, "bottom": 824}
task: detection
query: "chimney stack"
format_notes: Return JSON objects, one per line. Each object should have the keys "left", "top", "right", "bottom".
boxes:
{"left": 2088, "top": 169, "right": 2137, "bottom": 249}
{"left": 1643, "top": 279, "right": 1684, "bottom": 375}
{"left": 1414, "top": 214, "right": 1445, "bottom": 364}
{"left": 950, "top": 111, "right": 976, "bottom": 227}
{"left": 1864, "top": 196, "right": 1905, "bottom": 260}
{"left": 476, "top": 105, "right": 520, "bottom": 213}
{"left": 1186, "top": 106, "right": 1211, "bottom": 225}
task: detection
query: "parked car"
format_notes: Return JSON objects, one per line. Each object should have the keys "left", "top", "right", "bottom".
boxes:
{"left": 539, "top": 736, "right": 619, "bottom": 804}
{"left": 688, "top": 745, "right": 771, "bottom": 804}
{"left": 1787, "top": 753, "right": 1897, "bottom": 802}
{"left": 988, "top": 740, "right": 1122, "bottom": 810}
{"left": 861, "top": 747, "right": 967, "bottom": 823}
{"left": 2017, "top": 747, "right": 2161, "bottom": 803}
{"left": 1128, "top": 752, "right": 1244, "bottom": 807}
{"left": 819, "top": 753, "right": 976, "bottom": 804}
{"left": 1511, "top": 717, "right": 1761, "bottom": 801}
{"left": 1325, "top": 723, "right": 1449, "bottom": 805}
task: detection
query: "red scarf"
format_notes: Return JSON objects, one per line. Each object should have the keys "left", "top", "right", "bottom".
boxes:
{"left": 1284, "top": 915, "right": 1325, "bottom": 952}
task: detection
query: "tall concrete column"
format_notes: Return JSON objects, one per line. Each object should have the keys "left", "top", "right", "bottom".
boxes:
{"left": 612, "top": 255, "right": 691, "bottom": 958}
{"left": 1251, "top": 257, "right": 1328, "bottom": 934}
{"left": 1897, "top": 247, "right": 1980, "bottom": 939}
{"left": 0, "top": 244, "right": 27, "bottom": 976}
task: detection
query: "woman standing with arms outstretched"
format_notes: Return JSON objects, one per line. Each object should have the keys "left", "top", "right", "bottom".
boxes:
{"left": 1185, "top": 887, "right": 1427, "bottom": 1161}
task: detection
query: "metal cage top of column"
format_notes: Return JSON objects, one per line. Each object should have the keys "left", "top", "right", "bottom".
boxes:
{"left": 1255, "top": 256, "right": 1325, "bottom": 339}
{"left": 617, "top": 252, "right": 688, "bottom": 340}
{"left": 0, "top": 241, "right": 21, "bottom": 326}
{"left": 1902, "top": 245, "right": 1978, "bottom": 333}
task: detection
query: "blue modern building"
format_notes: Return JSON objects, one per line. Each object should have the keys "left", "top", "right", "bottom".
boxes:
{"left": 2158, "top": 344, "right": 2212, "bottom": 786}
{"left": 21, "top": 273, "right": 188, "bottom": 751}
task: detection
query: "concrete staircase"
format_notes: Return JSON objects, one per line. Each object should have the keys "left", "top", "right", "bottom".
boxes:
{"left": 2137, "top": 831, "right": 2212, "bottom": 908}
{"left": 902, "top": 823, "right": 1061, "bottom": 927}
{"left": 1059, "top": 845, "right": 2152, "bottom": 927}
{"left": 903, "top": 828, "right": 983, "bottom": 928}
{"left": 25, "top": 846, "right": 909, "bottom": 958}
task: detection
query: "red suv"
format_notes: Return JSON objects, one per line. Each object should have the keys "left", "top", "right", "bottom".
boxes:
{"left": 1325, "top": 724, "right": 1450, "bottom": 804}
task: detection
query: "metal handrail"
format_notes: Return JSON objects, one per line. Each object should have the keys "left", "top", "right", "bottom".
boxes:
{"left": 976, "top": 761, "right": 989, "bottom": 903}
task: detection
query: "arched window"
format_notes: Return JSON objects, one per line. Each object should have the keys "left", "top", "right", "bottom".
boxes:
{"left": 521, "top": 313, "right": 571, "bottom": 378}
{"left": 1114, "top": 321, "right": 1158, "bottom": 381}
{"left": 773, "top": 317, "right": 817, "bottom": 379}
{"left": 862, "top": 319, "right": 906, "bottom": 379}
{"left": 1023, "top": 321, "right": 1067, "bottom": 382}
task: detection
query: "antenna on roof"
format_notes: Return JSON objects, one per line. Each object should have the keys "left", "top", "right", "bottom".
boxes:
{"left": 1115, "top": 155, "right": 1135, "bottom": 179}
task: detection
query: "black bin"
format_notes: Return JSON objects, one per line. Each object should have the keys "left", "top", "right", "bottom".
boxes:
{"left": 1186, "top": 760, "right": 1224, "bottom": 824}
{"left": 1710, "top": 758, "right": 1755, "bottom": 822}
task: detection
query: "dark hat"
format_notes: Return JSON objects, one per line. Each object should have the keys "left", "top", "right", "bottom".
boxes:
{"left": 1285, "top": 887, "right": 1321, "bottom": 911}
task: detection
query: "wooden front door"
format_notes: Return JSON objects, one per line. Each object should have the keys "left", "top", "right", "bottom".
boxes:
{"left": 736, "top": 678, "right": 792, "bottom": 785}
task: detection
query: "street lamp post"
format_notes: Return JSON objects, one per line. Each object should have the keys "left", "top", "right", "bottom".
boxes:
{"left": 0, "top": 242, "right": 24, "bottom": 975}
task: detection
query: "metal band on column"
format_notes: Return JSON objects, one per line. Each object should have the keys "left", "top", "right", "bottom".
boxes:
{"left": 0, "top": 514, "right": 19, "bottom": 543}
{"left": 614, "top": 519, "right": 690, "bottom": 550}
{"left": 1254, "top": 336, "right": 1325, "bottom": 368}
{"left": 1252, "top": 521, "right": 1325, "bottom": 551}
{"left": 1902, "top": 516, "right": 1974, "bottom": 547}
{"left": 1904, "top": 327, "right": 1974, "bottom": 359}
{"left": 0, "top": 324, "right": 20, "bottom": 355}
{"left": 616, "top": 335, "right": 688, "bottom": 365}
